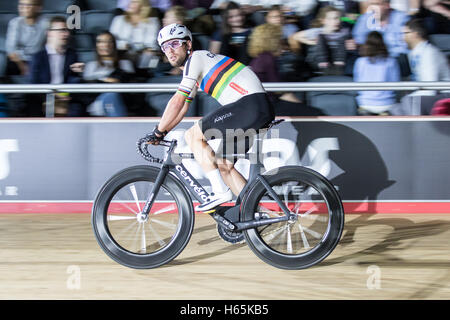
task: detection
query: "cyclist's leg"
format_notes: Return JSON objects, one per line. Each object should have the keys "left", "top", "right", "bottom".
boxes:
{"left": 184, "top": 122, "right": 218, "bottom": 173}
{"left": 216, "top": 157, "right": 246, "bottom": 196}
{"left": 185, "top": 122, "right": 231, "bottom": 199}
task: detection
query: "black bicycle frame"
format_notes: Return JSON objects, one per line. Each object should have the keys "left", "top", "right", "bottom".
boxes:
{"left": 141, "top": 139, "right": 296, "bottom": 231}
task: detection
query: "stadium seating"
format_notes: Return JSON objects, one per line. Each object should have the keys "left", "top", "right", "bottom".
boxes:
{"left": 42, "top": 0, "right": 75, "bottom": 13}
{"left": 75, "top": 49, "right": 96, "bottom": 63}
{"left": 79, "top": 10, "right": 115, "bottom": 35}
{"left": 429, "top": 34, "right": 450, "bottom": 59}
{"left": 72, "top": 32, "right": 95, "bottom": 51}
{"left": 305, "top": 75, "right": 357, "bottom": 115}
{"left": 0, "top": 13, "right": 18, "bottom": 51}
{"left": 308, "top": 92, "right": 358, "bottom": 116}
{"left": 79, "top": 0, "right": 116, "bottom": 11}
{"left": 0, "top": 50, "right": 6, "bottom": 77}
{"left": 0, "top": 1, "right": 18, "bottom": 13}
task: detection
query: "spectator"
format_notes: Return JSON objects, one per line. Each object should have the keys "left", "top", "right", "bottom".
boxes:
{"left": 353, "top": 31, "right": 401, "bottom": 115}
{"left": 293, "top": 6, "right": 356, "bottom": 75}
{"left": 117, "top": 0, "right": 172, "bottom": 14}
{"left": 110, "top": 0, "right": 160, "bottom": 68}
{"left": 265, "top": 5, "right": 300, "bottom": 40}
{"left": 82, "top": 31, "right": 136, "bottom": 117}
{"left": 352, "top": 0, "right": 409, "bottom": 57}
{"left": 5, "top": 0, "right": 48, "bottom": 78}
{"left": 248, "top": 23, "right": 323, "bottom": 115}
{"left": 318, "top": 0, "right": 364, "bottom": 25}
{"left": 209, "top": 1, "right": 252, "bottom": 65}
{"left": 403, "top": 18, "right": 450, "bottom": 84}
{"left": 162, "top": 5, "right": 187, "bottom": 26}
{"left": 28, "top": 16, "right": 85, "bottom": 117}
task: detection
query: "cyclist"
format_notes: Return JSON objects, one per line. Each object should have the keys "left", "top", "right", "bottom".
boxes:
{"left": 148, "top": 23, "right": 275, "bottom": 211}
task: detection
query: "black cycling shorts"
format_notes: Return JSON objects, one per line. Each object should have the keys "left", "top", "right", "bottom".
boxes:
{"left": 198, "top": 93, "right": 275, "bottom": 157}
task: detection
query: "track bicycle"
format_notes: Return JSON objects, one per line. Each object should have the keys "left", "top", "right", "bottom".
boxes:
{"left": 91, "top": 119, "right": 345, "bottom": 269}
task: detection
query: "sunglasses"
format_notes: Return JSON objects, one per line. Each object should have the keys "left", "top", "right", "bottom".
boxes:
{"left": 161, "top": 39, "right": 187, "bottom": 53}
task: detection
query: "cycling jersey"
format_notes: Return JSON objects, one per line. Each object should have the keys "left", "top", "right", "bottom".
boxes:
{"left": 177, "top": 50, "right": 266, "bottom": 106}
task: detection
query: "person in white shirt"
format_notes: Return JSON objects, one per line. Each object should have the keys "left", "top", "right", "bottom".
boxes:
{"left": 5, "top": 0, "right": 48, "bottom": 76}
{"left": 403, "top": 18, "right": 450, "bottom": 87}
{"left": 396, "top": 18, "right": 450, "bottom": 114}
{"left": 110, "top": 0, "right": 160, "bottom": 68}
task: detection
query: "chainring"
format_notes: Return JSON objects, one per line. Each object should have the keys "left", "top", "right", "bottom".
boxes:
{"left": 214, "top": 205, "right": 245, "bottom": 244}
{"left": 217, "top": 224, "right": 245, "bottom": 244}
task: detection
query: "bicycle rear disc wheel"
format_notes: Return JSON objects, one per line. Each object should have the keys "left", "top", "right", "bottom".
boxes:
{"left": 242, "top": 166, "right": 344, "bottom": 270}
{"left": 92, "top": 165, "right": 194, "bottom": 269}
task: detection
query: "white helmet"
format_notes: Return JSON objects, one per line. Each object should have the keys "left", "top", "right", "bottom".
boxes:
{"left": 158, "top": 23, "right": 192, "bottom": 47}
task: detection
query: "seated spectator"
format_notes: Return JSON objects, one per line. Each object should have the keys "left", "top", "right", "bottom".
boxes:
{"left": 28, "top": 16, "right": 85, "bottom": 117}
{"left": 162, "top": 5, "right": 187, "bottom": 26}
{"left": 248, "top": 23, "right": 323, "bottom": 116}
{"left": 292, "top": 6, "right": 356, "bottom": 75}
{"left": 209, "top": 1, "right": 252, "bottom": 65}
{"left": 82, "top": 31, "right": 136, "bottom": 117}
{"left": 404, "top": 19, "right": 450, "bottom": 88}
{"left": 352, "top": 0, "right": 409, "bottom": 57}
{"left": 265, "top": 5, "right": 300, "bottom": 40}
{"left": 117, "top": 0, "right": 172, "bottom": 15}
{"left": 5, "top": 0, "right": 48, "bottom": 78}
{"left": 397, "top": 18, "right": 450, "bottom": 114}
{"left": 353, "top": 31, "right": 400, "bottom": 115}
{"left": 318, "top": 0, "right": 363, "bottom": 25}
{"left": 110, "top": 0, "right": 160, "bottom": 69}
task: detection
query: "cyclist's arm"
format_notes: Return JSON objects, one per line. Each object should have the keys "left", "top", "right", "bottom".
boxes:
{"left": 157, "top": 92, "right": 190, "bottom": 133}
{"left": 157, "top": 53, "right": 200, "bottom": 134}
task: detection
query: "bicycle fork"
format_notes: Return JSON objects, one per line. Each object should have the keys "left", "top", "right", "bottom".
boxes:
{"left": 140, "top": 165, "right": 170, "bottom": 217}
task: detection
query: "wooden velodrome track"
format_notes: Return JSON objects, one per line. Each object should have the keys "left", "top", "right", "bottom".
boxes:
{"left": 0, "top": 212, "right": 449, "bottom": 300}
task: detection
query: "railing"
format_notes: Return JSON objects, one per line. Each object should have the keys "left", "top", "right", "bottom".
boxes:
{"left": 0, "top": 81, "right": 449, "bottom": 117}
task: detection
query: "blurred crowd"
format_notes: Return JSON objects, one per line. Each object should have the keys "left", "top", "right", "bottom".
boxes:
{"left": 0, "top": 0, "right": 449, "bottom": 117}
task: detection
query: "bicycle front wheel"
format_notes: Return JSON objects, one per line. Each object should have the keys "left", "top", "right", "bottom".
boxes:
{"left": 241, "top": 166, "right": 344, "bottom": 270}
{"left": 92, "top": 165, "right": 194, "bottom": 269}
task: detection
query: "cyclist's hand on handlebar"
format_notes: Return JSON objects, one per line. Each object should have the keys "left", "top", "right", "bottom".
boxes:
{"left": 146, "top": 126, "right": 167, "bottom": 145}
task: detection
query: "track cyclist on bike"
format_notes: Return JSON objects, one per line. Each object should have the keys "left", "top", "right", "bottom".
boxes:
{"left": 148, "top": 23, "right": 275, "bottom": 211}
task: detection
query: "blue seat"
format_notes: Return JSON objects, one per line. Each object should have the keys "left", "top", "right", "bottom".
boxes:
{"left": 76, "top": 50, "right": 96, "bottom": 63}
{"left": 72, "top": 32, "right": 95, "bottom": 51}
{"left": 308, "top": 93, "right": 358, "bottom": 116}
{"left": 429, "top": 34, "right": 450, "bottom": 60}
{"left": 80, "top": 0, "right": 115, "bottom": 11}
{"left": 0, "top": 13, "right": 18, "bottom": 40}
{"left": 80, "top": 10, "right": 115, "bottom": 34}
{"left": 42, "top": 0, "right": 75, "bottom": 13}
{"left": 0, "top": 50, "right": 6, "bottom": 77}
{"left": 0, "top": 1, "right": 18, "bottom": 13}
